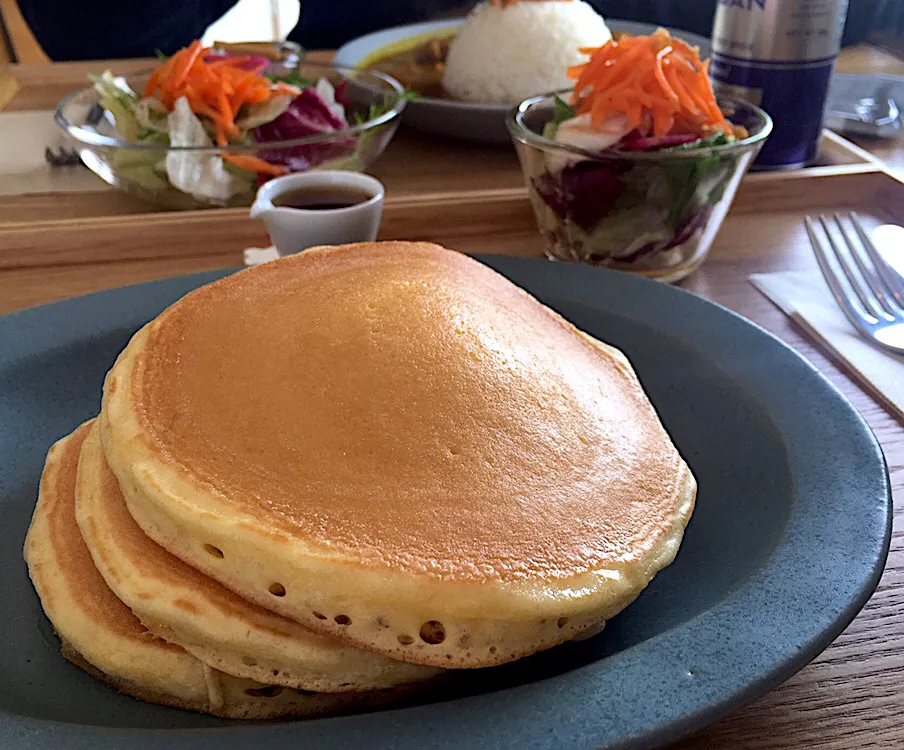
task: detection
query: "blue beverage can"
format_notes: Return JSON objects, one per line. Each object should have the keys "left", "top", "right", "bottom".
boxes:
{"left": 709, "top": 0, "right": 849, "bottom": 169}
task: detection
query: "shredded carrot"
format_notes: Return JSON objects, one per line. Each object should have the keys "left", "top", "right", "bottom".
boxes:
{"left": 170, "top": 39, "right": 203, "bottom": 89}
{"left": 663, "top": 62, "right": 701, "bottom": 119}
{"left": 217, "top": 90, "right": 233, "bottom": 125}
{"left": 274, "top": 82, "right": 302, "bottom": 97}
{"left": 653, "top": 46, "right": 679, "bottom": 104}
{"left": 143, "top": 40, "right": 292, "bottom": 148}
{"left": 221, "top": 153, "right": 288, "bottom": 176}
{"left": 568, "top": 29, "right": 734, "bottom": 139}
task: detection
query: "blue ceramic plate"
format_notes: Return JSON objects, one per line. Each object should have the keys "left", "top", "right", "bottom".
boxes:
{"left": 334, "top": 20, "right": 711, "bottom": 144}
{"left": 0, "top": 257, "right": 890, "bottom": 749}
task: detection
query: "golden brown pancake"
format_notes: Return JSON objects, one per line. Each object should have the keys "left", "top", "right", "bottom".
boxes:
{"left": 75, "top": 422, "right": 440, "bottom": 692}
{"left": 23, "top": 422, "right": 416, "bottom": 718}
{"left": 100, "top": 241, "right": 696, "bottom": 668}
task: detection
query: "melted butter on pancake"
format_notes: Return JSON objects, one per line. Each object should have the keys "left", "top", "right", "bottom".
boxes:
{"left": 133, "top": 242, "right": 684, "bottom": 584}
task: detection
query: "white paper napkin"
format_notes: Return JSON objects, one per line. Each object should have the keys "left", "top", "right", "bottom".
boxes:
{"left": 243, "top": 246, "right": 280, "bottom": 266}
{"left": 0, "top": 110, "right": 107, "bottom": 196}
{"left": 750, "top": 270, "right": 904, "bottom": 421}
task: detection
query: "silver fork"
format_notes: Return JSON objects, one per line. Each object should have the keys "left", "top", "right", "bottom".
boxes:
{"left": 805, "top": 212, "right": 904, "bottom": 354}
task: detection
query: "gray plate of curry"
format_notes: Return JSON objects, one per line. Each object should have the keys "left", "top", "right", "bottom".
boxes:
{"left": 334, "top": 19, "right": 711, "bottom": 144}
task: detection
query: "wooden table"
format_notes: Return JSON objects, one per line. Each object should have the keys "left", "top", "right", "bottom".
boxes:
{"left": 1, "top": 48, "right": 903, "bottom": 750}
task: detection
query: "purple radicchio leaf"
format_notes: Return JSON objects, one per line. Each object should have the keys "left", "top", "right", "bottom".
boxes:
{"left": 618, "top": 132, "right": 701, "bottom": 151}
{"left": 253, "top": 87, "right": 356, "bottom": 170}
{"left": 533, "top": 160, "right": 627, "bottom": 232}
{"left": 202, "top": 52, "right": 270, "bottom": 73}
{"left": 615, "top": 205, "right": 713, "bottom": 264}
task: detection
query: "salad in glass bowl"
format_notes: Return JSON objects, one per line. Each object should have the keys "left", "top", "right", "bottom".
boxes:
{"left": 507, "top": 29, "right": 772, "bottom": 282}
{"left": 56, "top": 41, "right": 410, "bottom": 209}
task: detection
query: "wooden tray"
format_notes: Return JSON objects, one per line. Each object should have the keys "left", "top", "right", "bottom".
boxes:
{"left": 0, "top": 154, "right": 899, "bottom": 274}
{"left": 2, "top": 163, "right": 903, "bottom": 319}
{"left": 0, "top": 113, "right": 883, "bottom": 225}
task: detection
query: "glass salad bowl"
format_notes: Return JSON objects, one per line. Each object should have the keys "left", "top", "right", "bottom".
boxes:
{"left": 55, "top": 61, "right": 407, "bottom": 210}
{"left": 508, "top": 93, "right": 773, "bottom": 283}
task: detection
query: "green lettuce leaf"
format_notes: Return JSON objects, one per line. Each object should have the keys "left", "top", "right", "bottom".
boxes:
{"left": 659, "top": 133, "right": 735, "bottom": 231}
{"left": 553, "top": 95, "right": 575, "bottom": 125}
{"left": 88, "top": 72, "right": 141, "bottom": 141}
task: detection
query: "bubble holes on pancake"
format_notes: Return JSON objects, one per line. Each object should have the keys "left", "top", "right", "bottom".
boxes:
{"left": 191, "top": 537, "right": 454, "bottom": 681}
{"left": 113, "top": 470, "right": 643, "bottom": 667}
{"left": 193, "top": 503, "right": 580, "bottom": 662}
{"left": 258, "top": 580, "right": 446, "bottom": 647}
{"left": 204, "top": 541, "right": 305, "bottom": 613}
{"left": 208, "top": 538, "right": 382, "bottom": 649}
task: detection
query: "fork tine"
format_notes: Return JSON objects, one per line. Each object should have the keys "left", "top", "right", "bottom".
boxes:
{"left": 806, "top": 217, "right": 878, "bottom": 337}
{"left": 833, "top": 213, "right": 899, "bottom": 317}
{"left": 817, "top": 215, "right": 890, "bottom": 321}
{"left": 850, "top": 211, "right": 904, "bottom": 307}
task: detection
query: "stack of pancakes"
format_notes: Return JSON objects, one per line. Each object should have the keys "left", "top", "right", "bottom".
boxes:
{"left": 24, "top": 241, "right": 696, "bottom": 718}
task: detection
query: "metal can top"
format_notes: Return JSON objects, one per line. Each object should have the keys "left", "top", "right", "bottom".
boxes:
{"left": 711, "top": 0, "right": 848, "bottom": 64}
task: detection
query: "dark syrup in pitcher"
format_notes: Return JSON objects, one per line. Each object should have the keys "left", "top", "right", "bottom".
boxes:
{"left": 272, "top": 186, "right": 372, "bottom": 211}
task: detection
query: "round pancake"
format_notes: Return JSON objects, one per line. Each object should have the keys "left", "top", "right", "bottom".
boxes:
{"left": 23, "top": 422, "right": 413, "bottom": 719}
{"left": 75, "top": 422, "right": 440, "bottom": 692}
{"left": 100, "top": 241, "right": 696, "bottom": 668}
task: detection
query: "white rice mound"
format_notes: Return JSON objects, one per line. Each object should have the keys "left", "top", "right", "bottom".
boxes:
{"left": 442, "top": 1, "right": 611, "bottom": 105}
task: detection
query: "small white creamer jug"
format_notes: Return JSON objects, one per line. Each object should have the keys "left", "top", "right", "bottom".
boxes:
{"left": 250, "top": 171, "right": 384, "bottom": 255}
